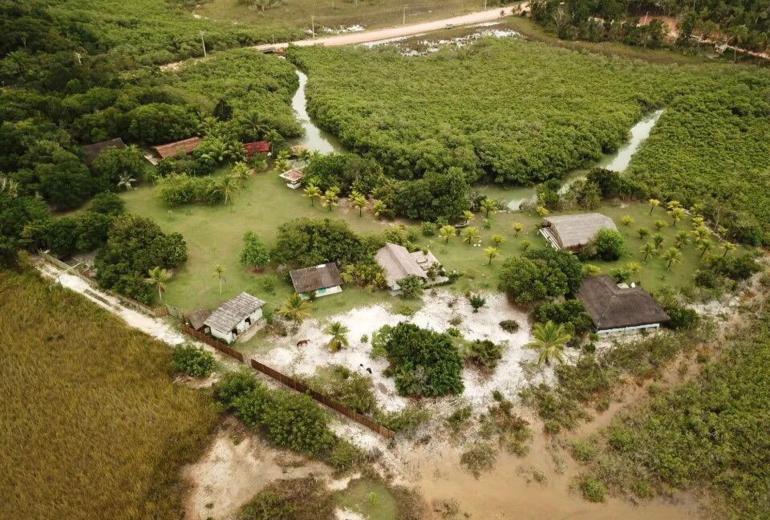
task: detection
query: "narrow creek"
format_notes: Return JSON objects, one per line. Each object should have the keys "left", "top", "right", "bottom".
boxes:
{"left": 289, "top": 69, "right": 342, "bottom": 154}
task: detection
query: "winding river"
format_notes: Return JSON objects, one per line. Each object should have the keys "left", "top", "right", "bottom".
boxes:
{"left": 289, "top": 68, "right": 663, "bottom": 211}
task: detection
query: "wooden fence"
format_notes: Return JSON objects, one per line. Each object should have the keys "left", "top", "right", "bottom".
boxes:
{"left": 182, "top": 325, "right": 245, "bottom": 363}
{"left": 250, "top": 359, "right": 396, "bottom": 439}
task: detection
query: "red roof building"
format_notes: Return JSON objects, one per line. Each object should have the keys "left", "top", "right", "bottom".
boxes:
{"left": 244, "top": 141, "right": 271, "bottom": 158}
{"left": 151, "top": 137, "right": 202, "bottom": 160}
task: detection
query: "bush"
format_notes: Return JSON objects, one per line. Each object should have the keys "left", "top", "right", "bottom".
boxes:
{"left": 272, "top": 218, "right": 369, "bottom": 269}
{"left": 592, "top": 229, "right": 625, "bottom": 261}
{"left": 326, "top": 439, "right": 365, "bottom": 472}
{"left": 261, "top": 391, "right": 335, "bottom": 455}
{"left": 499, "top": 320, "right": 520, "bottom": 333}
{"left": 499, "top": 247, "right": 583, "bottom": 304}
{"left": 421, "top": 221, "right": 437, "bottom": 237}
{"left": 171, "top": 344, "right": 215, "bottom": 377}
{"left": 214, "top": 370, "right": 259, "bottom": 409}
{"left": 460, "top": 443, "right": 497, "bottom": 478}
{"left": 534, "top": 300, "right": 594, "bottom": 336}
{"left": 571, "top": 439, "right": 597, "bottom": 463}
{"left": 237, "top": 477, "right": 335, "bottom": 520}
{"left": 465, "top": 340, "right": 504, "bottom": 371}
{"left": 579, "top": 475, "right": 607, "bottom": 503}
{"left": 398, "top": 275, "right": 424, "bottom": 299}
{"left": 384, "top": 323, "right": 464, "bottom": 397}
{"left": 664, "top": 303, "right": 699, "bottom": 330}
{"left": 376, "top": 405, "right": 431, "bottom": 434}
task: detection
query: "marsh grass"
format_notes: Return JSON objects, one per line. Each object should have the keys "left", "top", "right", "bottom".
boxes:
{"left": 0, "top": 269, "right": 219, "bottom": 520}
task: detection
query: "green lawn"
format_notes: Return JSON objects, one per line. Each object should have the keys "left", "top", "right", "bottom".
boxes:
{"left": 335, "top": 479, "right": 398, "bottom": 520}
{"left": 123, "top": 164, "right": 710, "bottom": 324}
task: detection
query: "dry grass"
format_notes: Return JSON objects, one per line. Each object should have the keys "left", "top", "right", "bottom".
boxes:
{"left": 0, "top": 268, "right": 219, "bottom": 520}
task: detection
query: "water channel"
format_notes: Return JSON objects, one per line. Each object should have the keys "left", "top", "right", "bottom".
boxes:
{"left": 289, "top": 67, "right": 664, "bottom": 211}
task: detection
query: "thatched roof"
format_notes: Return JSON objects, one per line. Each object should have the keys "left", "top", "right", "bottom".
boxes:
{"left": 82, "top": 138, "right": 126, "bottom": 165}
{"left": 289, "top": 263, "right": 342, "bottom": 293}
{"left": 578, "top": 276, "right": 669, "bottom": 330}
{"left": 152, "top": 137, "right": 201, "bottom": 160}
{"left": 204, "top": 293, "right": 264, "bottom": 332}
{"left": 543, "top": 213, "right": 617, "bottom": 249}
{"left": 186, "top": 309, "right": 211, "bottom": 331}
{"left": 375, "top": 243, "right": 428, "bottom": 287}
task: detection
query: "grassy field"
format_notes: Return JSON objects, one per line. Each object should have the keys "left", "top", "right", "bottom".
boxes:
{"left": 197, "top": 0, "right": 495, "bottom": 32}
{"left": 122, "top": 165, "right": 708, "bottom": 321}
{"left": 336, "top": 478, "right": 398, "bottom": 520}
{"left": 0, "top": 269, "right": 219, "bottom": 520}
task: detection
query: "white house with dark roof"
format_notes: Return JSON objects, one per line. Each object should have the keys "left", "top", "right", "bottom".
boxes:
{"left": 289, "top": 262, "right": 343, "bottom": 299}
{"left": 203, "top": 292, "right": 265, "bottom": 344}
{"left": 578, "top": 276, "right": 669, "bottom": 334}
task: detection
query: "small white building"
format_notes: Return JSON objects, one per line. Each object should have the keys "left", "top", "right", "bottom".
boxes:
{"left": 203, "top": 292, "right": 265, "bottom": 344}
{"left": 279, "top": 168, "right": 305, "bottom": 189}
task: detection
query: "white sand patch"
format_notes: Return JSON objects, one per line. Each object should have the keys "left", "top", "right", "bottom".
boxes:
{"left": 335, "top": 508, "right": 366, "bottom": 520}
{"left": 257, "top": 290, "right": 535, "bottom": 411}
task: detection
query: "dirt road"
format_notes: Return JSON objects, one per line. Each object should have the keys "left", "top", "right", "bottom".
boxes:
{"left": 255, "top": 5, "right": 521, "bottom": 51}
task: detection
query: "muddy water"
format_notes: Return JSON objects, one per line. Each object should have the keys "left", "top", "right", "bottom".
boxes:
{"left": 290, "top": 69, "right": 342, "bottom": 154}
{"left": 406, "top": 433, "right": 702, "bottom": 520}
{"left": 504, "top": 109, "right": 665, "bottom": 210}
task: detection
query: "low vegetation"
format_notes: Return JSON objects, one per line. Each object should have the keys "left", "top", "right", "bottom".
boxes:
{"left": 579, "top": 299, "right": 770, "bottom": 519}
{"left": 0, "top": 270, "right": 218, "bottom": 519}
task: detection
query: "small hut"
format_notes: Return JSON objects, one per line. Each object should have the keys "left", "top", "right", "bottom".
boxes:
{"left": 578, "top": 276, "right": 669, "bottom": 334}
{"left": 375, "top": 242, "right": 445, "bottom": 291}
{"left": 279, "top": 168, "right": 305, "bottom": 189}
{"left": 149, "top": 137, "right": 202, "bottom": 163}
{"left": 289, "top": 263, "right": 342, "bottom": 299}
{"left": 540, "top": 213, "right": 617, "bottom": 250}
{"left": 203, "top": 292, "right": 265, "bottom": 344}
{"left": 82, "top": 138, "right": 126, "bottom": 165}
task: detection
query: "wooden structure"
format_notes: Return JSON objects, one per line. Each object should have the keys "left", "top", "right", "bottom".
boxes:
{"left": 203, "top": 292, "right": 265, "bottom": 344}
{"left": 82, "top": 138, "right": 126, "bottom": 165}
{"left": 244, "top": 140, "right": 271, "bottom": 158}
{"left": 540, "top": 213, "right": 617, "bottom": 250}
{"left": 289, "top": 262, "right": 343, "bottom": 299}
{"left": 279, "top": 168, "right": 305, "bottom": 189}
{"left": 150, "top": 137, "right": 201, "bottom": 162}
{"left": 578, "top": 276, "right": 669, "bottom": 334}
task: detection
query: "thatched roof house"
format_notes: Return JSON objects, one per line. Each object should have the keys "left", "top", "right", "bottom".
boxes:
{"left": 151, "top": 137, "right": 201, "bottom": 161}
{"left": 82, "top": 138, "right": 126, "bottom": 165}
{"left": 375, "top": 242, "right": 443, "bottom": 291}
{"left": 186, "top": 309, "right": 212, "bottom": 331}
{"left": 203, "top": 292, "right": 265, "bottom": 344}
{"left": 578, "top": 276, "right": 669, "bottom": 334}
{"left": 540, "top": 213, "right": 617, "bottom": 250}
{"left": 289, "top": 263, "right": 342, "bottom": 298}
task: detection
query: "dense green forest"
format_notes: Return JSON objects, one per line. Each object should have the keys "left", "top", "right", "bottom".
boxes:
{"left": 530, "top": 0, "right": 770, "bottom": 51}
{"left": 580, "top": 296, "right": 770, "bottom": 519}
{"left": 291, "top": 39, "right": 770, "bottom": 242}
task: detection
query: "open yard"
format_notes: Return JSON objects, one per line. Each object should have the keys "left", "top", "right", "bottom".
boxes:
{"left": 0, "top": 270, "right": 219, "bottom": 520}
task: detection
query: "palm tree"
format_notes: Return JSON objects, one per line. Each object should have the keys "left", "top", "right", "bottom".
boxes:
{"left": 321, "top": 187, "right": 339, "bottom": 212}
{"left": 692, "top": 225, "right": 710, "bottom": 243}
{"left": 491, "top": 234, "right": 504, "bottom": 247}
{"left": 721, "top": 242, "right": 736, "bottom": 257}
{"left": 462, "top": 226, "right": 480, "bottom": 245}
{"left": 652, "top": 233, "right": 665, "bottom": 249}
{"left": 481, "top": 199, "right": 497, "bottom": 218}
{"left": 536, "top": 206, "right": 550, "bottom": 218}
{"left": 218, "top": 175, "right": 240, "bottom": 205}
{"left": 145, "top": 267, "right": 172, "bottom": 302}
{"left": 303, "top": 184, "right": 321, "bottom": 206}
{"left": 324, "top": 321, "right": 350, "bottom": 352}
{"left": 230, "top": 162, "right": 251, "bottom": 183}
{"left": 462, "top": 210, "right": 475, "bottom": 224}
{"left": 213, "top": 264, "right": 225, "bottom": 295}
{"left": 674, "top": 230, "right": 690, "bottom": 249}
{"left": 641, "top": 241, "right": 657, "bottom": 262}
{"left": 350, "top": 191, "right": 367, "bottom": 217}
{"left": 372, "top": 200, "right": 387, "bottom": 219}
{"left": 439, "top": 225, "right": 456, "bottom": 243}
{"left": 696, "top": 239, "right": 713, "bottom": 259}
{"left": 526, "top": 321, "right": 571, "bottom": 367}
{"left": 484, "top": 246, "right": 499, "bottom": 265}
{"left": 279, "top": 293, "right": 310, "bottom": 325}
{"left": 0, "top": 176, "right": 19, "bottom": 198}
{"left": 648, "top": 198, "right": 661, "bottom": 215}
{"left": 661, "top": 247, "right": 682, "bottom": 270}
{"left": 668, "top": 207, "right": 686, "bottom": 227}
{"left": 512, "top": 222, "right": 524, "bottom": 236}
{"left": 118, "top": 173, "right": 137, "bottom": 191}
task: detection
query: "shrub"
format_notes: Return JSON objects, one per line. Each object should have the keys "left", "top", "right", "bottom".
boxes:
{"left": 237, "top": 477, "right": 335, "bottom": 520}
{"left": 468, "top": 293, "right": 486, "bottom": 312}
{"left": 499, "top": 248, "right": 583, "bottom": 304}
{"left": 214, "top": 370, "right": 260, "bottom": 409}
{"left": 465, "top": 340, "right": 504, "bottom": 371}
{"left": 421, "top": 221, "right": 437, "bottom": 237}
{"left": 398, "top": 275, "right": 424, "bottom": 299}
{"left": 445, "top": 405, "right": 473, "bottom": 434}
{"left": 579, "top": 475, "right": 607, "bottom": 503}
{"left": 571, "top": 439, "right": 598, "bottom": 463}
{"left": 240, "top": 231, "right": 270, "bottom": 270}
{"left": 376, "top": 405, "right": 431, "bottom": 434}
{"left": 534, "top": 300, "right": 593, "bottom": 336}
{"left": 272, "top": 218, "right": 368, "bottom": 269}
{"left": 664, "top": 303, "right": 699, "bottom": 330}
{"left": 592, "top": 229, "right": 625, "bottom": 261}
{"left": 326, "top": 440, "right": 365, "bottom": 472}
{"left": 460, "top": 443, "right": 497, "bottom": 478}
{"left": 384, "top": 323, "right": 464, "bottom": 397}
{"left": 171, "top": 344, "right": 215, "bottom": 377}
{"left": 499, "top": 320, "right": 520, "bottom": 333}
{"left": 261, "top": 391, "right": 335, "bottom": 455}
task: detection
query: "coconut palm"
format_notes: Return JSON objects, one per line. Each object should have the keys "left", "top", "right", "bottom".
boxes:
{"left": 279, "top": 293, "right": 310, "bottom": 325}
{"left": 481, "top": 199, "right": 498, "bottom": 218}
{"left": 372, "top": 200, "right": 387, "bottom": 219}
{"left": 484, "top": 246, "right": 499, "bottom": 265}
{"left": 674, "top": 230, "right": 690, "bottom": 249}
{"left": 721, "top": 242, "right": 736, "bottom": 257}
{"left": 621, "top": 215, "right": 634, "bottom": 226}
{"left": 462, "top": 210, "right": 475, "bottom": 224}
{"left": 145, "top": 267, "right": 172, "bottom": 302}
{"left": 640, "top": 241, "right": 657, "bottom": 262}
{"left": 324, "top": 321, "right": 350, "bottom": 352}
{"left": 661, "top": 247, "right": 682, "bottom": 270}
{"left": 491, "top": 234, "right": 504, "bottom": 247}
{"left": 462, "top": 226, "right": 480, "bottom": 245}
{"left": 696, "top": 239, "right": 713, "bottom": 259}
{"left": 213, "top": 264, "right": 225, "bottom": 295}
{"left": 652, "top": 233, "right": 665, "bottom": 249}
{"left": 321, "top": 187, "right": 339, "bottom": 212}
{"left": 118, "top": 173, "right": 137, "bottom": 191}
{"left": 536, "top": 206, "right": 550, "bottom": 218}
{"left": 350, "top": 191, "right": 367, "bottom": 217}
{"left": 648, "top": 198, "right": 661, "bottom": 215}
{"left": 692, "top": 225, "right": 710, "bottom": 242}
{"left": 526, "top": 321, "right": 571, "bottom": 367}
{"left": 439, "top": 224, "right": 456, "bottom": 243}
{"left": 217, "top": 175, "right": 240, "bottom": 205}
{"left": 230, "top": 162, "right": 251, "bottom": 183}
{"left": 512, "top": 222, "right": 524, "bottom": 236}
{"left": 303, "top": 184, "right": 321, "bottom": 206}
{"left": 668, "top": 207, "right": 686, "bottom": 227}
{"left": 0, "top": 176, "right": 19, "bottom": 197}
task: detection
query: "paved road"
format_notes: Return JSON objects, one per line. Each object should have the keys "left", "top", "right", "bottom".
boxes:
{"left": 255, "top": 5, "right": 522, "bottom": 51}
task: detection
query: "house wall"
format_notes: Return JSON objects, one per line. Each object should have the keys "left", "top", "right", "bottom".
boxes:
{"left": 209, "top": 309, "right": 263, "bottom": 344}
{"left": 597, "top": 323, "right": 661, "bottom": 335}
